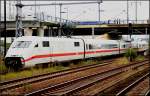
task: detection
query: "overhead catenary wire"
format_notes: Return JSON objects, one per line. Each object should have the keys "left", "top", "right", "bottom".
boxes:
{"left": 21, "top": 1, "right": 103, "bottom": 7}
{"left": 15, "top": 1, "right": 103, "bottom": 37}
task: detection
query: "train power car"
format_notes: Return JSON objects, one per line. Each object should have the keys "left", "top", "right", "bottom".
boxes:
{"left": 5, "top": 36, "right": 148, "bottom": 69}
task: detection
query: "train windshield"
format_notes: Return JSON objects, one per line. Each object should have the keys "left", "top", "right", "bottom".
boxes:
{"left": 12, "top": 41, "right": 32, "bottom": 48}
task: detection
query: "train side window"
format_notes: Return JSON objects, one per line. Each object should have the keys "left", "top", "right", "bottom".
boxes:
{"left": 43, "top": 41, "right": 49, "bottom": 47}
{"left": 86, "top": 44, "right": 88, "bottom": 50}
{"left": 35, "top": 44, "right": 38, "bottom": 47}
{"left": 74, "top": 42, "right": 80, "bottom": 47}
{"left": 89, "top": 44, "right": 92, "bottom": 49}
{"left": 122, "top": 45, "right": 126, "bottom": 48}
{"left": 109, "top": 44, "right": 118, "bottom": 48}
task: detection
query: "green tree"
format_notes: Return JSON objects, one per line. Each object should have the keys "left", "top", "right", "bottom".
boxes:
{"left": 125, "top": 48, "right": 137, "bottom": 62}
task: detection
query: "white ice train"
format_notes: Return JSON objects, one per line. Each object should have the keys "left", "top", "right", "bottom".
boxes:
{"left": 5, "top": 36, "right": 148, "bottom": 69}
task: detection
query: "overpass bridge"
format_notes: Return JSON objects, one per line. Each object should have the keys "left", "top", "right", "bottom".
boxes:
{"left": 0, "top": 15, "right": 76, "bottom": 37}
{"left": 75, "top": 21, "right": 149, "bottom": 35}
{"left": 0, "top": 19, "right": 149, "bottom": 37}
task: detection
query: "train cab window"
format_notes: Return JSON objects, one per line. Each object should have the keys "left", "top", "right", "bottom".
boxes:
{"left": 12, "top": 41, "right": 32, "bottom": 48}
{"left": 74, "top": 42, "right": 80, "bottom": 47}
{"left": 43, "top": 41, "right": 49, "bottom": 47}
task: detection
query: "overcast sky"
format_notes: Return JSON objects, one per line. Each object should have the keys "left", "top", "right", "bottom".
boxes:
{"left": 0, "top": 1, "right": 149, "bottom": 21}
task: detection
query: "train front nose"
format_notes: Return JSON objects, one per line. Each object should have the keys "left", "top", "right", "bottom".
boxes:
{"left": 5, "top": 57, "right": 24, "bottom": 70}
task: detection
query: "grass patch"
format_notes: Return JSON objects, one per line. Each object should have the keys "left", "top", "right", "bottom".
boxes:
{"left": 115, "top": 55, "right": 146, "bottom": 66}
{"left": 0, "top": 55, "right": 146, "bottom": 81}
{"left": 0, "top": 43, "right": 11, "bottom": 49}
{"left": 68, "top": 59, "right": 99, "bottom": 68}
{"left": 0, "top": 63, "right": 7, "bottom": 72}
{"left": 135, "top": 55, "right": 145, "bottom": 61}
{"left": 78, "top": 59, "right": 99, "bottom": 66}
{"left": 0, "top": 55, "right": 4, "bottom": 64}
{"left": 114, "top": 57, "right": 130, "bottom": 65}
{"left": 125, "top": 48, "right": 137, "bottom": 62}
{"left": 0, "top": 59, "right": 99, "bottom": 81}
{"left": 0, "top": 65, "right": 69, "bottom": 81}
{"left": 0, "top": 55, "right": 7, "bottom": 72}
{"left": 23, "top": 83, "right": 32, "bottom": 92}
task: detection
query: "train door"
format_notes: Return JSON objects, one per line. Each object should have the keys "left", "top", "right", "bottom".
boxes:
{"left": 118, "top": 40, "right": 121, "bottom": 55}
{"left": 33, "top": 41, "right": 41, "bottom": 65}
{"left": 49, "top": 41, "right": 53, "bottom": 63}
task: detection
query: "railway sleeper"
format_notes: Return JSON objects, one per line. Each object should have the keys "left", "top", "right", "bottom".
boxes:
{"left": 97, "top": 68, "right": 149, "bottom": 96}
{"left": 26, "top": 61, "right": 148, "bottom": 96}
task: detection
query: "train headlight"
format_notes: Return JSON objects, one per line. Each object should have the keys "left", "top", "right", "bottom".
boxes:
{"left": 21, "top": 57, "right": 25, "bottom": 65}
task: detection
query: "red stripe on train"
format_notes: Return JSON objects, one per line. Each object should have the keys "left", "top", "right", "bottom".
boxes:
{"left": 22, "top": 48, "right": 126, "bottom": 62}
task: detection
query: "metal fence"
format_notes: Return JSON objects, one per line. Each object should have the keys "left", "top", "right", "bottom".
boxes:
{"left": 77, "top": 19, "right": 149, "bottom": 25}
{"left": 1, "top": 13, "right": 76, "bottom": 25}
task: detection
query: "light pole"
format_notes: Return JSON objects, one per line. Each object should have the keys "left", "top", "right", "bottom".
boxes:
{"left": 131, "top": 0, "right": 141, "bottom": 24}
{"left": 127, "top": 0, "right": 131, "bottom": 41}
{"left": 34, "top": 0, "right": 37, "bottom": 19}
{"left": 98, "top": 0, "right": 102, "bottom": 24}
{"left": 64, "top": 8, "right": 68, "bottom": 20}
{"left": 148, "top": 0, "right": 150, "bottom": 79}
{"left": 149, "top": 0, "right": 150, "bottom": 62}
{"left": 135, "top": 0, "right": 138, "bottom": 24}
{"left": 149, "top": 0, "right": 150, "bottom": 25}
{"left": 58, "top": 4, "right": 62, "bottom": 37}
{"left": 54, "top": 1, "right": 57, "bottom": 22}
{"left": 0, "top": 0, "right": 1, "bottom": 57}
{"left": 9, "top": 0, "right": 11, "bottom": 20}
{"left": 4, "top": 0, "right": 7, "bottom": 56}
{"left": 59, "top": 6, "right": 68, "bottom": 37}
{"left": 16, "top": 0, "right": 23, "bottom": 37}
{"left": 127, "top": 0, "right": 129, "bottom": 24}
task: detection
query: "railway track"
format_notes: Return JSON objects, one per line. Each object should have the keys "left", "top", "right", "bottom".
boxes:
{"left": 116, "top": 73, "right": 149, "bottom": 96}
{"left": 145, "top": 90, "right": 150, "bottom": 96}
{"left": 75, "top": 66, "right": 149, "bottom": 96}
{"left": 0, "top": 60, "right": 114, "bottom": 93}
{"left": 91, "top": 63, "right": 149, "bottom": 96}
{"left": 24, "top": 60, "right": 149, "bottom": 96}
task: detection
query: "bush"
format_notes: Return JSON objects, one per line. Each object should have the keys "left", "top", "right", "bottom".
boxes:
{"left": 135, "top": 55, "right": 145, "bottom": 61}
{"left": 125, "top": 48, "right": 137, "bottom": 62}
{"left": 0, "top": 63, "right": 7, "bottom": 72}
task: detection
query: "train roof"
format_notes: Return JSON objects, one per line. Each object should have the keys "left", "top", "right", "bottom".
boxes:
{"left": 16, "top": 36, "right": 83, "bottom": 41}
{"left": 15, "top": 36, "right": 127, "bottom": 44}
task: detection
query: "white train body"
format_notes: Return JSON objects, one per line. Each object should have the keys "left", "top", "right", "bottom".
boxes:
{"left": 5, "top": 36, "right": 148, "bottom": 69}
{"left": 131, "top": 40, "right": 149, "bottom": 52}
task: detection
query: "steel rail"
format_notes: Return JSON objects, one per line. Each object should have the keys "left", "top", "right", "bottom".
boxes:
{"left": 45, "top": 63, "right": 149, "bottom": 96}
{"left": 62, "top": 66, "right": 149, "bottom": 96}
{"left": 116, "top": 73, "right": 149, "bottom": 96}
{"left": 0, "top": 60, "right": 113, "bottom": 91}
{"left": 145, "top": 89, "right": 150, "bottom": 96}
{"left": 25, "top": 60, "right": 149, "bottom": 96}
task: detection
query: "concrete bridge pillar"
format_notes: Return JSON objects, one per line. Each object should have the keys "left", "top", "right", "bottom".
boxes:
{"left": 37, "top": 27, "right": 44, "bottom": 36}
{"left": 24, "top": 27, "right": 33, "bottom": 36}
